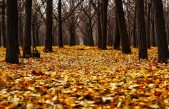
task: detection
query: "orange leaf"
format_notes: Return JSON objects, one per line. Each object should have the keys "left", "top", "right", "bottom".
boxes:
{"left": 0, "top": 80, "right": 6, "bottom": 89}
{"left": 154, "top": 90, "right": 162, "bottom": 96}
{"left": 8, "top": 64, "right": 19, "bottom": 70}
{"left": 32, "top": 69, "right": 43, "bottom": 76}
{"left": 41, "top": 86, "right": 47, "bottom": 92}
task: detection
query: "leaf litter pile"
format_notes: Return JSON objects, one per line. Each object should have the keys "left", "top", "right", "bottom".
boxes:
{"left": 0, "top": 46, "right": 169, "bottom": 108}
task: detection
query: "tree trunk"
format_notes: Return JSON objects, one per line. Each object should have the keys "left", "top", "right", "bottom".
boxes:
{"left": 23, "top": 0, "right": 32, "bottom": 58}
{"left": 136, "top": 0, "right": 148, "bottom": 59}
{"left": 89, "top": 21, "right": 94, "bottom": 46}
{"left": 114, "top": 13, "right": 120, "bottom": 50}
{"left": 115, "top": 0, "right": 131, "bottom": 54}
{"left": 32, "top": 24, "right": 36, "bottom": 48}
{"left": 154, "top": 0, "right": 169, "bottom": 63}
{"left": 69, "top": 28, "right": 76, "bottom": 46}
{"left": 133, "top": 3, "right": 137, "bottom": 48}
{"left": 151, "top": 1, "right": 156, "bottom": 47}
{"left": 69, "top": 0, "right": 76, "bottom": 46}
{"left": 6, "top": 0, "right": 19, "bottom": 64}
{"left": 84, "top": 22, "right": 94, "bottom": 46}
{"left": 45, "top": 0, "right": 53, "bottom": 52}
{"left": 100, "top": 0, "right": 108, "bottom": 50}
{"left": 18, "top": 15, "right": 23, "bottom": 47}
{"left": 97, "top": 5, "right": 102, "bottom": 49}
{"left": 146, "top": 2, "right": 151, "bottom": 49}
{"left": 0, "top": 21, "right": 1, "bottom": 47}
{"left": 2, "top": 0, "right": 6, "bottom": 48}
{"left": 35, "top": 26, "right": 40, "bottom": 46}
{"left": 58, "top": 0, "right": 63, "bottom": 48}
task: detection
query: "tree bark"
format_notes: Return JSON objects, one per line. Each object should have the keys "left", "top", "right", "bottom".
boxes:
{"left": 6, "top": 0, "right": 19, "bottom": 64}
{"left": 0, "top": 21, "right": 1, "bottom": 47}
{"left": 69, "top": 28, "right": 76, "bottom": 46}
{"left": 18, "top": 15, "right": 23, "bottom": 47}
{"left": 58, "top": 0, "right": 63, "bottom": 48}
{"left": 45, "top": 0, "right": 53, "bottom": 52}
{"left": 100, "top": 0, "right": 108, "bottom": 50}
{"left": 69, "top": 0, "right": 76, "bottom": 46}
{"left": 114, "top": 13, "right": 120, "bottom": 50}
{"left": 2, "top": 0, "right": 6, "bottom": 48}
{"left": 136, "top": 0, "right": 148, "bottom": 59}
{"left": 146, "top": 2, "right": 151, "bottom": 48}
{"left": 133, "top": 3, "right": 137, "bottom": 48}
{"left": 97, "top": 4, "right": 102, "bottom": 49}
{"left": 35, "top": 26, "right": 40, "bottom": 46}
{"left": 150, "top": 1, "right": 156, "bottom": 47}
{"left": 23, "top": 0, "right": 32, "bottom": 58}
{"left": 154, "top": 0, "right": 169, "bottom": 63}
{"left": 115, "top": 0, "right": 131, "bottom": 54}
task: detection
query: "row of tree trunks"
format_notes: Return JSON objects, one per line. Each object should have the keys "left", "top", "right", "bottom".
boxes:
{"left": 4, "top": 0, "right": 169, "bottom": 64}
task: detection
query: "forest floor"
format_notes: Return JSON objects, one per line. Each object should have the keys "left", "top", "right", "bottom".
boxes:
{"left": 0, "top": 46, "right": 169, "bottom": 108}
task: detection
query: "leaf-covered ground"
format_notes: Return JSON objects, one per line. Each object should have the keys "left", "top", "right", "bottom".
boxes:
{"left": 0, "top": 46, "right": 169, "bottom": 109}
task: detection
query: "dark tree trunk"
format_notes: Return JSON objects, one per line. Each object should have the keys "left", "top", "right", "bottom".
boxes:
{"left": 107, "top": 25, "right": 113, "bottom": 46}
{"left": 2, "top": 0, "right": 6, "bottom": 48}
{"left": 133, "top": 3, "right": 137, "bottom": 48}
{"left": 32, "top": 24, "right": 36, "bottom": 48}
{"left": 58, "top": 0, "right": 63, "bottom": 48}
{"left": 18, "top": 15, "right": 23, "bottom": 47}
{"left": 151, "top": 1, "right": 156, "bottom": 47}
{"left": 35, "top": 26, "right": 40, "bottom": 46}
{"left": 114, "top": 14, "right": 120, "bottom": 50}
{"left": 69, "top": 0, "right": 76, "bottom": 46}
{"left": 84, "top": 23, "right": 94, "bottom": 46}
{"left": 115, "top": 0, "right": 131, "bottom": 54}
{"left": 88, "top": 22, "right": 94, "bottom": 46}
{"left": 136, "top": 0, "right": 148, "bottom": 59}
{"left": 0, "top": 21, "right": 1, "bottom": 47}
{"left": 23, "top": 0, "right": 32, "bottom": 58}
{"left": 97, "top": 5, "right": 102, "bottom": 49}
{"left": 154, "top": 0, "right": 169, "bottom": 63}
{"left": 151, "top": 21, "right": 156, "bottom": 46}
{"left": 69, "top": 28, "right": 76, "bottom": 46}
{"left": 6, "top": 0, "right": 19, "bottom": 64}
{"left": 146, "top": 2, "right": 151, "bottom": 49}
{"left": 100, "top": 0, "right": 108, "bottom": 50}
{"left": 45, "top": 0, "right": 53, "bottom": 52}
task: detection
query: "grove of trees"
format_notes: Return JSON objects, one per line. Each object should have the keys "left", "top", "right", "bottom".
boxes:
{"left": 0, "top": 0, "right": 169, "bottom": 63}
